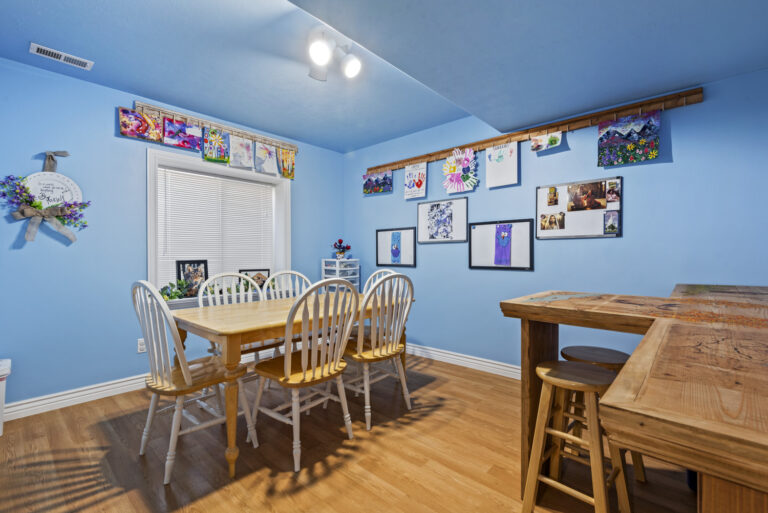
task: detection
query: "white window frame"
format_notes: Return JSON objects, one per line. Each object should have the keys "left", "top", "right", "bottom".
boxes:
{"left": 146, "top": 148, "right": 291, "bottom": 290}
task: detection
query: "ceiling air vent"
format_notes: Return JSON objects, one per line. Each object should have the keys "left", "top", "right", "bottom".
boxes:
{"left": 29, "top": 42, "right": 94, "bottom": 71}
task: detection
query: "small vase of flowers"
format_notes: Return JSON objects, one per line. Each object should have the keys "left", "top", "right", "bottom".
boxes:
{"left": 333, "top": 238, "right": 351, "bottom": 259}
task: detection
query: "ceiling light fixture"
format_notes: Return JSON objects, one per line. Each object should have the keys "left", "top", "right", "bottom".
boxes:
{"left": 307, "top": 26, "right": 362, "bottom": 81}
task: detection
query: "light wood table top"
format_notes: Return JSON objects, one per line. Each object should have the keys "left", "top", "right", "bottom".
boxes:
{"left": 500, "top": 285, "right": 768, "bottom": 497}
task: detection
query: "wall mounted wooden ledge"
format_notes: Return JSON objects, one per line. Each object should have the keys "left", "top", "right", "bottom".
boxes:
{"left": 367, "top": 87, "right": 703, "bottom": 173}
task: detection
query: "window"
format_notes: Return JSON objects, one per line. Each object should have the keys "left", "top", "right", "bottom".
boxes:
{"left": 147, "top": 149, "right": 290, "bottom": 293}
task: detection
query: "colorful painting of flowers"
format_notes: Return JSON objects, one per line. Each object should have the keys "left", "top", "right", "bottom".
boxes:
{"left": 598, "top": 110, "right": 660, "bottom": 167}
{"left": 363, "top": 171, "right": 393, "bottom": 195}
{"left": 118, "top": 107, "right": 163, "bottom": 142}
{"left": 442, "top": 148, "right": 478, "bottom": 194}
{"left": 255, "top": 143, "right": 279, "bottom": 175}
{"left": 163, "top": 117, "right": 202, "bottom": 150}
{"left": 203, "top": 128, "right": 230, "bottom": 163}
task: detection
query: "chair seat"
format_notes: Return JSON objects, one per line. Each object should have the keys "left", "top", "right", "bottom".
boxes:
{"left": 252, "top": 352, "right": 347, "bottom": 388}
{"left": 536, "top": 361, "right": 616, "bottom": 394}
{"left": 145, "top": 356, "right": 246, "bottom": 396}
{"left": 345, "top": 343, "right": 404, "bottom": 362}
{"left": 560, "top": 345, "right": 630, "bottom": 372}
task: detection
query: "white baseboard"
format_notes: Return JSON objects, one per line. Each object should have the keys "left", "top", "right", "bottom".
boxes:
{"left": 406, "top": 344, "right": 520, "bottom": 380}
{"left": 3, "top": 347, "right": 516, "bottom": 422}
{"left": 4, "top": 373, "right": 147, "bottom": 421}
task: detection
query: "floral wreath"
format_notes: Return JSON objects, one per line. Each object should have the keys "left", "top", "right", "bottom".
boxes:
{"left": 1, "top": 174, "right": 90, "bottom": 242}
{"left": 442, "top": 147, "right": 478, "bottom": 194}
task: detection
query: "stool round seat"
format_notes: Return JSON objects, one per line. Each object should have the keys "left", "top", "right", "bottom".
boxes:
{"left": 535, "top": 361, "right": 616, "bottom": 394}
{"left": 560, "top": 345, "right": 630, "bottom": 372}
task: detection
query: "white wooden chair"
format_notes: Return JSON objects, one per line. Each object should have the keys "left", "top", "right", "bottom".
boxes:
{"left": 132, "top": 280, "right": 258, "bottom": 484}
{"left": 362, "top": 269, "right": 395, "bottom": 294}
{"left": 263, "top": 270, "right": 311, "bottom": 300}
{"left": 250, "top": 278, "right": 358, "bottom": 472}
{"left": 344, "top": 274, "right": 413, "bottom": 430}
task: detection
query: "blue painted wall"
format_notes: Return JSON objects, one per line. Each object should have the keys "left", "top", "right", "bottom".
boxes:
{"left": 342, "top": 69, "right": 768, "bottom": 366}
{"left": 0, "top": 57, "right": 344, "bottom": 403}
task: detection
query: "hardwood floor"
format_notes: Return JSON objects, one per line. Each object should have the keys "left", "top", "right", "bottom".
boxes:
{"left": 0, "top": 357, "right": 696, "bottom": 512}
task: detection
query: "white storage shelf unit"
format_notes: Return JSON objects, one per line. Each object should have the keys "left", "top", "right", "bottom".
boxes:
{"left": 322, "top": 259, "right": 360, "bottom": 292}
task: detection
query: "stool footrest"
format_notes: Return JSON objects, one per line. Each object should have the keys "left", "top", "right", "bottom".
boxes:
{"left": 538, "top": 475, "right": 595, "bottom": 505}
{"left": 545, "top": 427, "right": 590, "bottom": 448}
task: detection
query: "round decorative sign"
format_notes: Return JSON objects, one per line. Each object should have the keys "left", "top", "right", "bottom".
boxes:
{"left": 24, "top": 172, "right": 83, "bottom": 208}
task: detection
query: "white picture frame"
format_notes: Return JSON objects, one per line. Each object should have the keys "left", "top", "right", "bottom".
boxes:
{"left": 417, "top": 197, "right": 468, "bottom": 243}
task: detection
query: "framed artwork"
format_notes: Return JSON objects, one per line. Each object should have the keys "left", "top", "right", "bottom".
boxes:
{"left": 163, "top": 118, "right": 202, "bottom": 150}
{"left": 598, "top": 110, "right": 659, "bottom": 167}
{"left": 469, "top": 219, "right": 533, "bottom": 271}
{"left": 536, "top": 176, "right": 622, "bottom": 239}
{"left": 417, "top": 197, "right": 468, "bottom": 243}
{"left": 238, "top": 268, "right": 270, "bottom": 288}
{"left": 176, "top": 260, "right": 208, "bottom": 297}
{"left": 376, "top": 227, "right": 416, "bottom": 267}
{"left": 363, "top": 170, "right": 393, "bottom": 195}
{"left": 118, "top": 107, "right": 163, "bottom": 142}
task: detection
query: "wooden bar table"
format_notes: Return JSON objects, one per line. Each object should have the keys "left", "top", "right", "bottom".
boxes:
{"left": 172, "top": 293, "right": 407, "bottom": 478}
{"left": 500, "top": 285, "right": 768, "bottom": 511}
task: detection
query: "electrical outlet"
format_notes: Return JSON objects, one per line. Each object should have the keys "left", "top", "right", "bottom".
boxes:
{"left": 137, "top": 338, "right": 146, "bottom": 354}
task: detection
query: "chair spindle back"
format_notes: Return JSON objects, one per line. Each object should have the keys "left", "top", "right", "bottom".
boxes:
{"left": 198, "top": 272, "right": 263, "bottom": 307}
{"left": 362, "top": 269, "right": 395, "bottom": 294}
{"left": 263, "top": 271, "right": 311, "bottom": 300}
{"left": 284, "top": 278, "right": 359, "bottom": 383}
{"left": 357, "top": 274, "right": 413, "bottom": 358}
{"left": 132, "top": 281, "right": 192, "bottom": 387}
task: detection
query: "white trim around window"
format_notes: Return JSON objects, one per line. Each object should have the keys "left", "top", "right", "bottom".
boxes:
{"left": 146, "top": 148, "right": 291, "bottom": 287}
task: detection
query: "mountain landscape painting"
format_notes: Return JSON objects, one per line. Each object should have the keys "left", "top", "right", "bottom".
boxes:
{"left": 363, "top": 171, "right": 393, "bottom": 195}
{"left": 598, "top": 110, "right": 660, "bottom": 167}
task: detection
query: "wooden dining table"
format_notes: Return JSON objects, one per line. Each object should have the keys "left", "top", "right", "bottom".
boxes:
{"left": 172, "top": 293, "right": 406, "bottom": 478}
{"left": 500, "top": 284, "right": 768, "bottom": 512}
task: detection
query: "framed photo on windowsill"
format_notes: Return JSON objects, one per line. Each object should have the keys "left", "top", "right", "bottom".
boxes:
{"left": 176, "top": 260, "right": 208, "bottom": 297}
{"left": 417, "top": 197, "right": 468, "bottom": 243}
{"left": 376, "top": 227, "right": 416, "bottom": 267}
{"left": 238, "top": 269, "right": 270, "bottom": 288}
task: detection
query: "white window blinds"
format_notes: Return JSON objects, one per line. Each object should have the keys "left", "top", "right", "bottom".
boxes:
{"left": 153, "top": 166, "right": 275, "bottom": 287}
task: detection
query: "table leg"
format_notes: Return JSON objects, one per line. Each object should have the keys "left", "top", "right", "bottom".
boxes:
{"left": 699, "top": 474, "right": 768, "bottom": 513}
{"left": 520, "top": 319, "right": 559, "bottom": 495}
{"left": 222, "top": 335, "right": 242, "bottom": 478}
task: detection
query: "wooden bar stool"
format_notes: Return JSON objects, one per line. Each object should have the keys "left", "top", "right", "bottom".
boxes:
{"left": 522, "top": 361, "right": 632, "bottom": 513}
{"left": 561, "top": 346, "right": 646, "bottom": 483}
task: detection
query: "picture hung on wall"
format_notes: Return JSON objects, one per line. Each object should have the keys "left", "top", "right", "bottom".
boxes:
{"left": 404, "top": 162, "right": 427, "bottom": 199}
{"left": 229, "top": 135, "right": 254, "bottom": 169}
{"left": 278, "top": 148, "right": 295, "bottom": 180}
{"left": 486, "top": 142, "right": 518, "bottom": 188}
{"left": 176, "top": 260, "right": 208, "bottom": 297}
{"left": 469, "top": 219, "right": 533, "bottom": 271}
{"left": 442, "top": 148, "right": 478, "bottom": 194}
{"left": 163, "top": 118, "right": 202, "bottom": 150}
{"left": 255, "top": 143, "right": 279, "bottom": 175}
{"left": 363, "top": 170, "right": 393, "bottom": 195}
{"left": 536, "top": 176, "right": 622, "bottom": 239}
{"left": 376, "top": 227, "right": 416, "bottom": 267}
{"left": 118, "top": 107, "right": 163, "bottom": 142}
{"left": 203, "top": 128, "right": 230, "bottom": 163}
{"left": 530, "top": 131, "right": 562, "bottom": 152}
{"left": 598, "top": 110, "right": 659, "bottom": 167}
{"left": 239, "top": 268, "right": 270, "bottom": 288}
{"left": 417, "top": 196, "right": 468, "bottom": 243}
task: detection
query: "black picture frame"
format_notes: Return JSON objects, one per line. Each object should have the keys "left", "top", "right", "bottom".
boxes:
{"left": 376, "top": 227, "right": 416, "bottom": 267}
{"left": 175, "top": 260, "right": 209, "bottom": 297}
{"left": 416, "top": 196, "right": 468, "bottom": 244}
{"left": 468, "top": 218, "right": 534, "bottom": 271}
{"left": 535, "top": 176, "right": 623, "bottom": 240}
{"left": 238, "top": 268, "right": 270, "bottom": 287}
